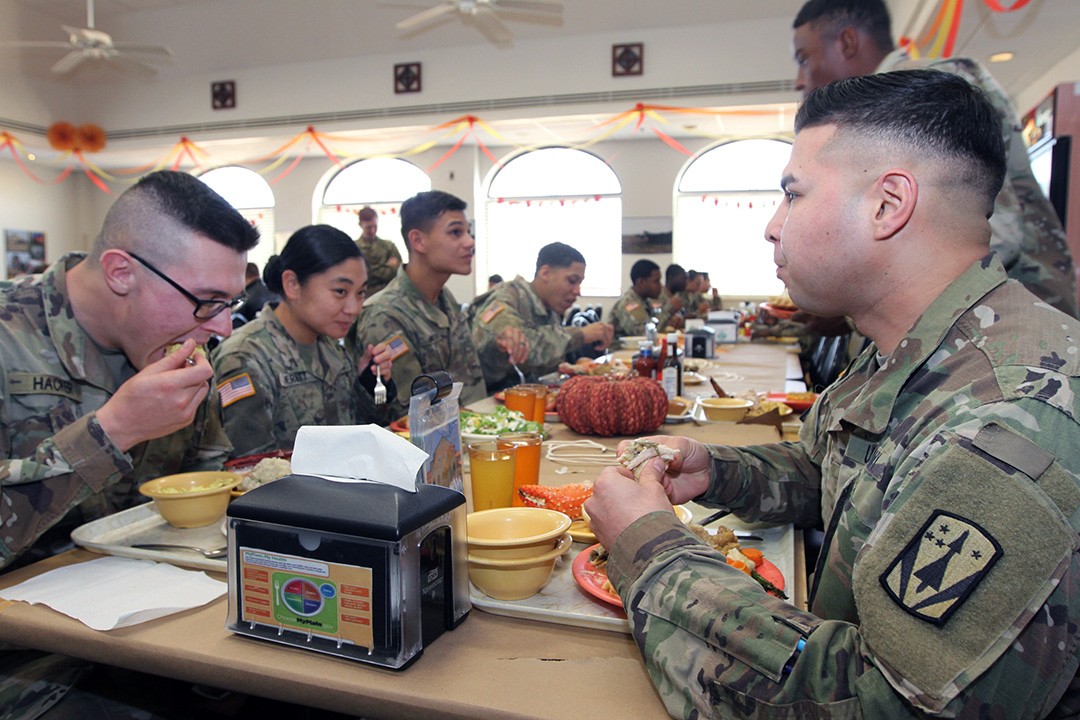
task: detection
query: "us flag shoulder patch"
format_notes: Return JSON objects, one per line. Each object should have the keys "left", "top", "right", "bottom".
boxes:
{"left": 625, "top": 301, "right": 640, "bottom": 313}
{"left": 880, "top": 510, "right": 1002, "bottom": 626}
{"left": 386, "top": 334, "right": 410, "bottom": 360}
{"left": 218, "top": 373, "right": 256, "bottom": 408}
{"left": 481, "top": 303, "right": 505, "bottom": 324}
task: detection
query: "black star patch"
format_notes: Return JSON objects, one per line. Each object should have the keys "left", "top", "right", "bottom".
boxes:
{"left": 880, "top": 511, "right": 1002, "bottom": 626}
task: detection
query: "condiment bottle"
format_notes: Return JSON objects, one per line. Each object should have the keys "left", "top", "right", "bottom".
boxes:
{"left": 662, "top": 332, "right": 682, "bottom": 399}
{"left": 634, "top": 341, "right": 657, "bottom": 380}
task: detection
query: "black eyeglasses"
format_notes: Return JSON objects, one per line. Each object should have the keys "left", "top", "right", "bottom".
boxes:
{"left": 128, "top": 252, "right": 246, "bottom": 321}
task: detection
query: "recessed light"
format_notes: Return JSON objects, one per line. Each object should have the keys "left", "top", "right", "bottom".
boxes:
{"left": 990, "top": 51, "right": 1014, "bottom": 63}
{"left": 27, "top": 153, "right": 36, "bottom": 161}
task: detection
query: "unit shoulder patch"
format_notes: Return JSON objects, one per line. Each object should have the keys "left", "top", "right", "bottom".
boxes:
{"left": 880, "top": 510, "right": 1002, "bottom": 626}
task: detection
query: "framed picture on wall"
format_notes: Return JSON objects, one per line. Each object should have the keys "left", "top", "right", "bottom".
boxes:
{"left": 5, "top": 229, "right": 46, "bottom": 278}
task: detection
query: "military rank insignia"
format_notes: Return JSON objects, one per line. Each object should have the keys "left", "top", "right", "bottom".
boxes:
{"left": 880, "top": 511, "right": 1002, "bottom": 625}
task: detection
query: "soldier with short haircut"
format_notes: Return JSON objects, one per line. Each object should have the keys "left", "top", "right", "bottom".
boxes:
{"left": 585, "top": 71, "right": 1080, "bottom": 718}
{"left": 611, "top": 259, "right": 683, "bottom": 337}
{"left": 0, "top": 170, "right": 259, "bottom": 717}
{"left": 470, "top": 242, "right": 614, "bottom": 392}
{"left": 355, "top": 205, "right": 403, "bottom": 297}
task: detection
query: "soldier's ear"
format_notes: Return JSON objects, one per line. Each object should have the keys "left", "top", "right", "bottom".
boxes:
{"left": 407, "top": 228, "right": 426, "bottom": 254}
{"left": 99, "top": 249, "right": 137, "bottom": 298}
{"left": 281, "top": 269, "right": 302, "bottom": 300}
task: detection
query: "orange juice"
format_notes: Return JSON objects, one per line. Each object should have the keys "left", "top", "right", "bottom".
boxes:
{"left": 504, "top": 385, "right": 535, "bottom": 421}
{"left": 468, "top": 440, "right": 517, "bottom": 511}
{"left": 523, "top": 385, "right": 547, "bottom": 420}
{"left": 498, "top": 432, "right": 542, "bottom": 507}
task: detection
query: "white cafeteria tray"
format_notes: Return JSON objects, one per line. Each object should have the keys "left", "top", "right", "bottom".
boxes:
{"left": 71, "top": 502, "right": 227, "bottom": 573}
{"left": 470, "top": 514, "right": 795, "bottom": 634}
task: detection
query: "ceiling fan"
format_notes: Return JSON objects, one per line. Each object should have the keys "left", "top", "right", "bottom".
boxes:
{"left": 384, "top": 0, "right": 563, "bottom": 48}
{"left": 0, "top": 0, "right": 172, "bottom": 78}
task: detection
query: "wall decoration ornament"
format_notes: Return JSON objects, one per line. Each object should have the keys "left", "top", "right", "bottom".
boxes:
{"left": 395, "top": 63, "right": 422, "bottom": 94}
{"left": 212, "top": 80, "right": 237, "bottom": 110}
{"left": 612, "top": 43, "right": 643, "bottom": 77}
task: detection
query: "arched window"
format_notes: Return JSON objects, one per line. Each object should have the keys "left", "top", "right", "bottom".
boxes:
{"left": 197, "top": 166, "right": 276, "bottom": 270}
{"left": 480, "top": 147, "right": 622, "bottom": 297}
{"left": 673, "top": 138, "right": 791, "bottom": 299}
{"left": 316, "top": 157, "right": 431, "bottom": 260}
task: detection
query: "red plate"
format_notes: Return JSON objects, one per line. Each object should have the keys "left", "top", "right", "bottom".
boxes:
{"left": 767, "top": 392, "right": 817, "bottom": 413}
{"left": 760, "top": 302, "right": 797, "bottom": 320}
{"left": 389, "top": 416, "right": 409, "bottom": 434}
{"left": 572, "top": 543, "right": 786, "bottom": 607}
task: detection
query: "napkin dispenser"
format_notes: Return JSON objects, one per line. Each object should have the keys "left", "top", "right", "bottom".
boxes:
{"left": 706, "top": 310, "right": 739, "bottom": 344}
{"left": 687, "top": 326, "right": 716, "bottom": 358}
{"left": 225, "top": 475, "right": 469, "bottom": 670}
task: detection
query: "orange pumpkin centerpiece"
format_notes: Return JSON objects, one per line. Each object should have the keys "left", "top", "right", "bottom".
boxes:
{"left": 556, "top": 374, "right": 667, "bottom": 437}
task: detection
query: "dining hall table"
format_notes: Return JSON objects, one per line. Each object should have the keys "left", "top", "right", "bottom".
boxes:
{"left": 0, "top": 338, "right": 808, "bottom": 720}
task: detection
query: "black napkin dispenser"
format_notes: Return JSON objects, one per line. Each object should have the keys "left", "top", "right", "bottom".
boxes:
{"left": 224, "top": 475, "right": 469, "bottom": 670}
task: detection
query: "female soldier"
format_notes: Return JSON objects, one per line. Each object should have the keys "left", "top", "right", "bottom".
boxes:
{"left": 213, "top": 224, "right": 395, "bottom": 457}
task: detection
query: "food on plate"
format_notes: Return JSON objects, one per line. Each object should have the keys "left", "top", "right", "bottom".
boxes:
{"left": 518, "top": 482, "right": 592, "bottom": 519}
{"left": 154, "top": 476, "right": 235, "bottom": 494}
{"left": 765, "top": 293, "right": 797, "bottom": 310}
{"left": 688, "top": 523, "right": 787, "bottom": 599}
{"left": 617, "top": 438, "right": 679, "bottom": 480}
{"left": 239, "top": 456, "right": 292, "bottom": 491}
{"left": 785, "top": 392, "right": 817, "bottom": 404}
{"left": 460, "top": 405, "right": 544, "bottom": 437}
{"left": 668, "top": 398, "right": 689, "bottom": 416}
{"left": 557, "top": 375, "right": 668, "bottom": 437}
{"left": 557, "top": 357, "right": 629, "bottom": 377}
{"left": 682, "top": 358, "right": 708, "bottom": 374}
{"left": 745, "top": 400, "right": 792, "bottom": 418}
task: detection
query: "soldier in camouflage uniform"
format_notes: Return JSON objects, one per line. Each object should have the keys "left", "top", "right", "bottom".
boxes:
{"left": 611, "top": 259, "right": 683, "bottom": 337}
{"left": 585, "top": 73, "right": 1080, "bottom": 718}
{"left": 469, "top": 242, "right": 614, "bottom": 392}
{"left": 0, "top": 171, "right": 259, "bottom": 717}
{"left": 355, "top": 191, "right": 524, "bottom": 419}
{"left": 791, "top": 0, "right": 1077, "bottom": 317}
{"left": 356, "top": 206, "right": 403, "bottom": 297}
{"left": 213, "top": 225, "right": 394, "bottom": 457}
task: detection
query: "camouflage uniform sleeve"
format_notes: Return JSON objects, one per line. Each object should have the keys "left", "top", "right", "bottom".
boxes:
{"left": 214, "top": 347, "right": 280, "bottom": 458}
{"left": 472, "top": 296, "right": 575, "bottom": 388}
{"left": 365, "top": 240, "right": 402, "bottom": 291}
{"left": 0, "top": 412, "right": 129, "bottom": 569}
{"left": 177, "top": 382, "right": 231, "bottom": 470}
{"left": 356, "top": 308, "right": 422, "bottom": 420}
{"left": 611, "top": 295, "right": 647, "bottom": 337}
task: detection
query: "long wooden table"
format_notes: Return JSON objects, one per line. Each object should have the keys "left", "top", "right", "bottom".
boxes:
{"left": 0, "top": 340, "right": 806, "bottom": 720}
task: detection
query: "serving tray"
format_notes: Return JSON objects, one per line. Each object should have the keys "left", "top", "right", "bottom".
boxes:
{"left": 71, "top": 502, "right": 227, "bottom": 572}
{"left": 469, "top": 514, "right": 796, "bottom": 634}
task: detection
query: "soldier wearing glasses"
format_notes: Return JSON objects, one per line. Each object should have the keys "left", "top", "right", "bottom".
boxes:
{"left": 0, "top": 170, "right": 259, "bottom": 574}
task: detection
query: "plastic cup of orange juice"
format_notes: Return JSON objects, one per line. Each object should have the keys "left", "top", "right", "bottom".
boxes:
{"left": 521, "top": 384, "right": 547, "bottom": 421}
{"left": 504, "top": 385, "right": 536, "bottom": 421}
{"left": 498, "top": 431, "right": 542, "bottom": 507}
{"left": 467, "top": 440, "right": 517, "bottom": 511}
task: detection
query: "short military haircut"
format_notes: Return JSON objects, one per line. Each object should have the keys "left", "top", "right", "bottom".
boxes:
{"left": 535, "top": 242, "right": 586, "bottom": 275}
{"left": 358, "top": 206, "right": 377, "bottom": 222}
{"left": 488, "top": 274, "right": 504, "bottom": 284}
{"left": 793, "top": 0, "right": 894, "bottom": 56}
{"left": 95, "top": 170, "right": 260, "bottom": 260}
{"left": 687, "top": 269, "right": 700, "bottom": 281}
{"left": 399, "top": 190, "right": 468, "bottom": 249}
{"left": 630, "top": 259, "right": 660, "bottom": 283}
{"left": 665, "top": 263, "right": 686, "bottom": 283}
{"left": 796, "top": 70, "right": 1006, "bottom": 217}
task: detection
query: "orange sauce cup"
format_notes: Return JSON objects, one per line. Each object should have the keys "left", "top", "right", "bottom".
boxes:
{"left": 498, "top": 432, "right": 542, "bottom": 507}
{"left": 468, "top": 440, "right": 517, "bottom": 511}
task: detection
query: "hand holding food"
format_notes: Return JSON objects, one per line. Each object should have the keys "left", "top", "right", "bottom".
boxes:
{"left": 96, "top": 342, "right": 215, "bottom": 452}
{"left": 614, "top": 435, "right": 711, "bottom": 504}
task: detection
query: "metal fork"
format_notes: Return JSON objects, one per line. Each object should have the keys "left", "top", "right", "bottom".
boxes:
{"left": 510, "top": 353, "right": 526, "bottom": 384}
{"left": 373, "top": 364, "right": 387, "bottom": 405}
{"left": 131, "top": 543, "right": 228, "bottom": 558}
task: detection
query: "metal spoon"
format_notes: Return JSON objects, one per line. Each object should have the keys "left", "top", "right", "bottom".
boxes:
{"left": 131, "top": 543, "right": 227, "bottom": 558}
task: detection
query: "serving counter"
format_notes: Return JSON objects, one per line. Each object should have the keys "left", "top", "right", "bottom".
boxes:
{"left": 0, "top": 339, "right": 807, "bottom": 720}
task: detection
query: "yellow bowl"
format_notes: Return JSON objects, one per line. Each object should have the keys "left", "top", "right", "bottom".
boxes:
{"left": 467, "top": 507, "right": 573, "bottom": 560}
{"left": 138, "top": 471, "right": 242, "bottom": 528}
{"left": 468, "top": 533, "right": 572, "bottom": 600}
{"left": 581, "top": 503, "right": 692, "bottom": 531}
{"left": 699, "top": 397, "right": 754, "bottom": 422}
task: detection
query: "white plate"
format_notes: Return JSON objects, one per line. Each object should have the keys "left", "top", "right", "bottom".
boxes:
{"left": 682, "top": 372, "right": 706, "bottom": 386}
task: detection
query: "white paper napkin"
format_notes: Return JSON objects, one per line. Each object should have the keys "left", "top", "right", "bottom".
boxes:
{"left": 0, "top": 556, "right": 226, "bottom": 630}
{"left": 291, "top": 424, "right": 429, "bottom": 492}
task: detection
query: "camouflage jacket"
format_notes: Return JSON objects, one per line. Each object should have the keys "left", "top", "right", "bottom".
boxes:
{"left": 354, "top": 267, "right": 486, "bottom": 418}
{"left": 211, "top": 305, "right": 390, "bottom": 458}
{"left": 357, "top": 235, "right": 403, "bottom": 297}
{"left": 611, "top": 287, "right": 676, "bottom": 338}
{"left": 879, "top": 49, "right": 1077, "bottom": 317}
{"left": 0, "top": 254, "right": 229, "bottom": 572}
{"left": 606, "top": 256, "right": 1080, "bottom": 718}
{"left": 468, "top": 275, "right": 586, "bottom": 391}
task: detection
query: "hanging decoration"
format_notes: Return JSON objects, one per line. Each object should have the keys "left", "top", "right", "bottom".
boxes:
{"left": 900, "top": 0, "right": 964, "bottom": 59}
{"left": 982, "top": 0, "right": 1031, "bottom": 11}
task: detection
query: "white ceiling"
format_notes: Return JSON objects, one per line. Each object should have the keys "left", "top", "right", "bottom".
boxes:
{"left": 1, "top": 0, "right": 1078, "bottom": 166}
